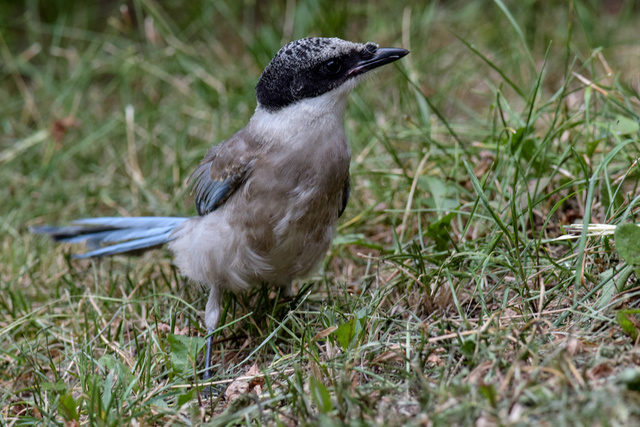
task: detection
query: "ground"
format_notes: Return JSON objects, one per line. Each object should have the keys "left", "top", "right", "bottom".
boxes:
{"left": 2, "top": 0, "right": 640, "bottom": 425}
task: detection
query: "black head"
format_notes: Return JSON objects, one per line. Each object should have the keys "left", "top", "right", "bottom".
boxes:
{"left": 256, "top": 37, "right": 409, "bottom": 111}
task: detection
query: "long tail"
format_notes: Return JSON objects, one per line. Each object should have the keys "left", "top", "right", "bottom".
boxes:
{"left": 31, "top": 217, "right": 189, "bottom": 259}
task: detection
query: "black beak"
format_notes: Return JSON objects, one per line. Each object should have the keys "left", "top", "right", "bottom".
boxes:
{"left": 348, "top": 46, "right": 410, "bottom": 77}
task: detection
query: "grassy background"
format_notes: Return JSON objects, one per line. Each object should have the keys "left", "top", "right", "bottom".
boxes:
{"left": 2, "top": 0, "right": 640, "bottom": 425}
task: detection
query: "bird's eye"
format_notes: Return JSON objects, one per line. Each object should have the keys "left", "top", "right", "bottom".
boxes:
{"left": 323, "top": 60, "right": 342, "bottom": 75}
{"left": 365, "top": 43, "right": 377, "bottom": 55}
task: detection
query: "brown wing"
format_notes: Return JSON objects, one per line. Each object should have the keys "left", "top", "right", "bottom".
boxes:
{"left": 189, "top": 130, "right": 260, "bottom": 216}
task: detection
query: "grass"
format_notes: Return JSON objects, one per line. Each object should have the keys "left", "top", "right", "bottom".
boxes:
{"left": 2, "top": 0, "right": 640, "bottom": 425}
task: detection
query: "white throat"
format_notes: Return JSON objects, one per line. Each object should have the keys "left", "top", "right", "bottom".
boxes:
{"left": 248, "top": 77, "right": 362, "bottom": 146}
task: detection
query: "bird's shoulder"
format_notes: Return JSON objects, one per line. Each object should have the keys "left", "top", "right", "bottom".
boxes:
{"left": 189, "top": 128, "right": 263, "bottom": 216}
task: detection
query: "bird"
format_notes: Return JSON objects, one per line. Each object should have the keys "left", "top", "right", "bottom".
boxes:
{"left": 32, "top": 37, "right": 409, "bottom": 383}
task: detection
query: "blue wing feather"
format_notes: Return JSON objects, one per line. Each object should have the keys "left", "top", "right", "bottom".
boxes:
{"left": 338, "top": 175, "right": 350, "bottom": 218}
{"left": 189, "top": 153, "right": 255, "bottom": 216}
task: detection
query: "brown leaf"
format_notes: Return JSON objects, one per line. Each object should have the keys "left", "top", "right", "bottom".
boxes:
{"left": 156, "top": 323, "right": 191, "bottom": 335}
{"left": 586, "top": 362, "right": 614, "bottom": 381}
{"left": 314, "top": 326, "right": 338, "bottom": 341}
{"left": 466, "top": 361, "right": 492, "bottom": 384}
{"left": 370, "top": 345, "right": 403, "bottom": 365}
{"left": 566, "top": 337, "right": 584, "bottom": 356}
{"left": 224, "top": 364, "right": 263, "bottom": 403}
{"left": 50, "top": 117, "right": 80, "bottom": 144}
{"left": 426, "top": 353, "right": 444, "bottom": 367}
{"left": 156, "top": 323, "right": 172, "bottom": 334}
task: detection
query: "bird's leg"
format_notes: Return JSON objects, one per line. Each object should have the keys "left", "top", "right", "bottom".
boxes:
{"left": 202, "top": 331, "right": 215, "bottom": 382}
{"left": 202, "top": 285, "right": 220, "bottom": 388}
{"left": 282, "top": 281, "right": 293, "bottom": 299}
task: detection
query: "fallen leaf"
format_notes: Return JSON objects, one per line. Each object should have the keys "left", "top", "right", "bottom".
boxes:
{"left": 427, "top": 353, "right": 444, "bottom": 366}
{"left": 156, "top": 323, "right": 171, "bottom": 334}
{"left": 51, "top": 117, "right": 80, "bottom": 144}
{"left": 225, "top": 364, "right": 263, "bottom": 403}
{"left": 466, "top": 361, "right": 492, "bottom": 384}
{"left": 566, "top": 337, "right": 583, "bottom": 356}
{"left": 587, "top": 362, "right": 614, "bottom": 381}
{"left": 370, "top": 345, "right": 402, "bottom": 365}
{"left": 314, "top": 326, "right": 338, "bottom": 341}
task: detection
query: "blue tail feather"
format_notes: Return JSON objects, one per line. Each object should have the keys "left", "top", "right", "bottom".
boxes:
{"left": 31, "top": 216, "right": 189, "bottom": 258}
